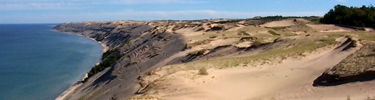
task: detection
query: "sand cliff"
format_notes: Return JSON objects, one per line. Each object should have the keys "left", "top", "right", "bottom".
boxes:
{"left": 53, "top": 18, "right": 375, "bottom": 100}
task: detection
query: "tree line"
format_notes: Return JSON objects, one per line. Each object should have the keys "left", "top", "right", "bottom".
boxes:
{"left": 320, "top": 4, "right": 375, "bottom": 28}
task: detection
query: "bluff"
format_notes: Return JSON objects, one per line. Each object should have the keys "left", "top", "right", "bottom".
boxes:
{"left": 53, "top": 21, "right": 186, "bottom": 99}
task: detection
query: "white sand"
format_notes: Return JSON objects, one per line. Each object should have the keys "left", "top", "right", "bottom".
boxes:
{"left": 142, "top": 41, "right": 375, "bottom": 100}
{"left": 260, "top": 19, "right": 300, "bottom": 27}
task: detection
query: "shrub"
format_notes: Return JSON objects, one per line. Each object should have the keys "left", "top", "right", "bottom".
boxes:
{"left": 95, "top": 36, "right": 105, "bottom": 41}
{"left": 198, "top": 68, "right": 209, "bottom": 75}
{"left": 350, "top": 39, "right": 357, "bottom": 47}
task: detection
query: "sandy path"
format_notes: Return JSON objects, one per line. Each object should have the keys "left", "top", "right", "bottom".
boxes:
{"left": 145, "top": 40, "right": 375, "bottom": 100}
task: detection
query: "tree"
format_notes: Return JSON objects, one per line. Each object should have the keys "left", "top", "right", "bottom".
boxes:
{"left": 320, "top": 4, "right": 375, "bottom": 28}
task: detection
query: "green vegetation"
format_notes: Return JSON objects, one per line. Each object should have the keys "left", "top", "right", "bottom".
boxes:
{"left": 213, "top": 19, "right": 241, "bottom": 24}
{"left": 102, "top": 48, "right": 119, "bottom": 60}
{"left": 95, "top": 36, "right": 105, "bottom": 41}
{"left": 237, "top": 31, "right": 251, "bottom": 36}
{"left": 87, "top": 53, "right": 125, "bottom": 78}
{"left": 188, "top": 49, "right": 207, "bottom": 56}
{"left": 258, "top": 15, "right": 287, "bottom": 21}
{"left": 198, "top": 67, "right": 209, "bottom": 75}
{"left": 267, "top": 26, "right": 287, "bottom": 30}
{"left": 331, "top": 41, "right": 375, "bottom": 75}
{"left": 349, "top": 39, "right": 357, "bottom": 47}
{"left": 160, "top": 34, "right": 343, "bottom": 73}
{"left": 251, "top": 40, "right": 262, "bottom": 47}
{"left": 268, "top": 30, "right": 281, "bottom": 36}
{"left": 320, "top": 4, "right": 375, "bottom": 27}
{"left": 187, "top": 39, "right": 212, "bottom": 48}
{"left": 318, "top": 37, "right": 337, "bottom": 44}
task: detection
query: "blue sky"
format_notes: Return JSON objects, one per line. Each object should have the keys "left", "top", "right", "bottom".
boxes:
{"left": 0, "top": 0, "right": 374, "bottom": 24}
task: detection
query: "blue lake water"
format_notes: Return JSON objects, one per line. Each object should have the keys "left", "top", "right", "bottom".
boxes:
{"left": 0, "top": 24, "right": 102, "bottom": 100}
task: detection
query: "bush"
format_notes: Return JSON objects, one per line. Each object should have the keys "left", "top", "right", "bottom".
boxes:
{"left": 95, "top": 36, "right": 105, "bottom": 41}
{"left": 198, "top": 68, "right": 209, "bottom": 75}
{"left": 102, "top": 48, "right": 119, "bottom": 60}
{"left": 350, "top": 39, "right": 357, "bottom": 47}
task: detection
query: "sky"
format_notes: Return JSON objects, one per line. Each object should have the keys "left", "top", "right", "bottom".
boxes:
{"left": 0, "top": 0, "right": 374, "bottom": 24}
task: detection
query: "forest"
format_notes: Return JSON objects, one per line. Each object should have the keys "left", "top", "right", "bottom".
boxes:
{"left": 320, "top": 4, "right": 375, "bottom": 28}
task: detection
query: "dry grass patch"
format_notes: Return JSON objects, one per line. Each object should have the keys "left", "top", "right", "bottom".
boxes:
{"left": 328, "top": 41, "right": 375, "bottom": 76}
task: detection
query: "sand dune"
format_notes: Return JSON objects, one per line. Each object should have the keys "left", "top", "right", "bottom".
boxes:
{"left": 138, "top": 39, "right": 375, "bottom": 100}
{"left": 307, "top": 24, "right": 352, "bottom": 32}
{"left": 260, "top": 19, "right": 308, "bottom": 27}
{"left": 54, "top": 19, "right": 375, "bottom": 100}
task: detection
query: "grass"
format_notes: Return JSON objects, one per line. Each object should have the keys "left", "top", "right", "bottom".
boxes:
{"left": 237, "top": 31, "right": 251, "bottom": 36}
{"left": 267, "top": 26, "right": 287, "bottom": 30}
{"left": 187, "top": 39, "right": 213, "bottom": 48}
{"left": 187, "top": 49, "right": 207, "bottom": 56}
{"left": 86, "top": 53, "right": 125, "bottom": 79}
{"left": 161, "top": 34, "right": 341, "bottom": 73}
{"left": 268, "top": 30, "right": 281, "bottom": 36}
{"left": 317, "top": 37, "right": 337, "bottom": 44}
{"left": 330, "top": 41, "right": 375, "bottom": 76}
{"left": 358, "top": 32, "right": 375, "bottom": 41}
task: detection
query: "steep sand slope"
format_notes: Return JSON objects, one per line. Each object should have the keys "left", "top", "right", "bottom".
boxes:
{"left": 139, "top": 39, "right": 375, "bottom": 100}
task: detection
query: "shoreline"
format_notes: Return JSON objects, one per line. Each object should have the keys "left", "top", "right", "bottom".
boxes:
{"left": 52, "top": 29, "right": 108, "bottom": 100}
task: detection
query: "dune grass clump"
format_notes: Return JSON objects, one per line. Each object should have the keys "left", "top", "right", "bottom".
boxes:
{"left": 251, "top": 40, "right": 262, "bottom": 47}
{"left": 237, "top": 31, "right": 251, "bottom": 36}
{"left": 330, "top": 41, "right": 375, "bottom": 76}
{"left": 349, "top": 39, "right": 357, "bottom": 47}
{"left": 188, "top": 49, "right": 207, "bottom": 56}
{"left": 268, "top": 30, "right": 281, "bottom": 36}
{"left": 198, "top": 68, "right": 209, "bottom": 75}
